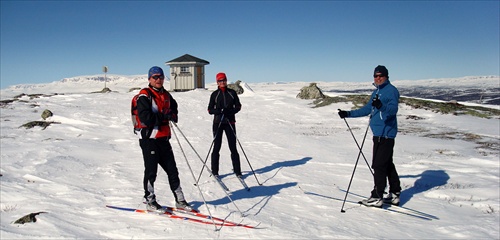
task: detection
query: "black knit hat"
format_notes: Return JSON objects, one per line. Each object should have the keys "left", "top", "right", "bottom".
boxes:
{"left": 374, "top": 65, "right": 389, "bottom": 77}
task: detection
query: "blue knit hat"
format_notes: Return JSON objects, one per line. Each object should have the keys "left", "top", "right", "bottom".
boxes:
{"left": 148, "top": 66, "right": 164, "bottom": 79}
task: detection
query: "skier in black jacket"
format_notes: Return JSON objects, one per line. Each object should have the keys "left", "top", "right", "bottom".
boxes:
{"left": 207, "top": 72, "right": 242, "bottom": 177}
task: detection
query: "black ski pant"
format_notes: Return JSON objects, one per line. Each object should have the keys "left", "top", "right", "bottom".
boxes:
{"left": 370, "top": 137, "right": 401, "bottom": 198}
{"left": 211, "top": 122, "right": 241, "bottom": 176}
{"left": 139, "top": 137, "right": 181, "bottom": 203}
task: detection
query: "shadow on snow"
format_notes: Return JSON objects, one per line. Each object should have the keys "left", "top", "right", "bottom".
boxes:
{"left": 399, "top": 169, "right": 450, "bottom": 206}
{"left": 190, "top": 157, "right": 312, "bottom": 214}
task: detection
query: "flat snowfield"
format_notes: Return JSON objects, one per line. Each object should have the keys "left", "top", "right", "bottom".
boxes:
{"left": 1, "top": 77, "right": 499, "bottom": 239}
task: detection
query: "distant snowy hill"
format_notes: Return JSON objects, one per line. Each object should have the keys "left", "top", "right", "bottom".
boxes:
{"left": 320, "top": 76, "right": 500, "bottom": 105}
{"left": 0, "top": 74, "right": 499, "bottom": 239}
{"left": 1, "top": 75, "right": 499, "bottom": 105}
{"left": 1, "top": 75, "right": 146, "bottom": 97}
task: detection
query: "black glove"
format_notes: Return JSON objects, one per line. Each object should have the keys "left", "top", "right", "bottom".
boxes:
{"left": 338, "top": 110, "right": 349, "bottom": 119}
{"left": 372, "top": 98, "right": 382, "bottom": 109}
{"left": 165, "top": 113, "right": 178, "bottom": 123}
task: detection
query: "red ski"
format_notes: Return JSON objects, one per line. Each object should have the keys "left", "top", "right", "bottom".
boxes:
{"left": 105, "top": 205, "right": 258, "bottom": 229}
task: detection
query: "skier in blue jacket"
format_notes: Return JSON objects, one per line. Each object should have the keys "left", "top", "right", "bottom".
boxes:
{"left": 338, "top": 65, "right": 402, "bottom": 207}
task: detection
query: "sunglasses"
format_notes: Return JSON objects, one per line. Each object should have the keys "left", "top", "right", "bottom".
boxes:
{"left": 373, "top": 74, "right": 385, "bottom": 78}
{"left": 151, "top": 75, "right": 165, "bottom": 80}
{"left": 217, "top": 79, "right": 227, "bottom": 83}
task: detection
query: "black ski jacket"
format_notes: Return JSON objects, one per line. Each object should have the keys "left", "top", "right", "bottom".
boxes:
{"left": 208, "top": 87, "right": 241, "bottom": 124}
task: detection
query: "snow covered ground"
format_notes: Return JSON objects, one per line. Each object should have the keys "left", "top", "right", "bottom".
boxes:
{"left": 1, "top": 76, "right": 499, "bottom": 239}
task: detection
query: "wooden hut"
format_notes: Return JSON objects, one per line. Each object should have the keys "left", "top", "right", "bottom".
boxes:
{"left": 165, "top": 54, "right": 210, "bottom": 91}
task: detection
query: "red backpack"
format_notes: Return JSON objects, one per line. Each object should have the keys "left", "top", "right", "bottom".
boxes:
{"left": 131, "top": 88, "right": 153, "bottom": 133}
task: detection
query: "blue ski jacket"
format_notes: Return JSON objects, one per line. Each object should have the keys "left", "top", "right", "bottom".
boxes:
{"left": 348, "top": 80, "right": 400, "bottom": 139}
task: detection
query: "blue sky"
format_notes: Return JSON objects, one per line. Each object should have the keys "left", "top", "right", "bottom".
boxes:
{"left": 1, "top": 1, "right": 499, "bottom": 88}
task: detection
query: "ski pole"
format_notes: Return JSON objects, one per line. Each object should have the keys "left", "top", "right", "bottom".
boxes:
{"left": 170, "top": 123, "right": 218, "bottom": 230}
{"left": 226, "top": 121, "right": 263, "bottom": 186}
{"left": 195, "top": 114, "right": 225, "bottom": 183}
{"left": 195, "top": 118, "right": 224, "bottom": 185}
{"left": 340, "top": 115, "right": 371, "bottom": 213}
{"left": 194, "top": 139, "right": 215, "bottom": 185}
{"left": 340, "top": 110, "right": 374, "bottom": 176}
{"left": 170, "top": 122, "right": 245, "bottom": 217}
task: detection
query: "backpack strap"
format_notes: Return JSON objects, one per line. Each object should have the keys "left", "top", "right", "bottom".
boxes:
{"left": 144, "top": 88, "right": 153, "bottom": 100}
{"left": 227, "top": 89, "right": 235, "bottom": 99}
{"left": 142, "top": 88, "right": 155, "bottom": 139}
{"left": 133, "top": 88, "right": 155, "bottom": 137}
{"left": 139, "top": 88, "right": 154, "bottom": 108}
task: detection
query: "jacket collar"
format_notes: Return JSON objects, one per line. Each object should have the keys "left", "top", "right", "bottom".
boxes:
{"left": 373, "top": 79, "right": 390, "bottom": 89}
{"left": 149, "top": 84, "right": 165, "bottom": 92}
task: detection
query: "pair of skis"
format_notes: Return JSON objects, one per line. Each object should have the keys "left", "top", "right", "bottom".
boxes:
{"left": 105, "top": 205, "right": 258, "bottom": 228}
{"left": 106, "top": 175, "right": 253, "bottom": 228}
{"left": 337, "top": 188, "right": 439, "bottom": 221}
{"left": 214, "top": 175, "right": 250, "bottom": 192}
{"left": 300, "top": 186, "right": 438, "bottom": 221}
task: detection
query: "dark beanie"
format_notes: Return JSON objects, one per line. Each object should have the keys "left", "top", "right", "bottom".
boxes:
{"left": 148, "top": 66, "right": 164, "bottom": 79}
{"left": 374, "top": 65, "right": 389, "bottom": 77}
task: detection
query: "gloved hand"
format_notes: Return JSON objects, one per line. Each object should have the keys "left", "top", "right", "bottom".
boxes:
{"left": 372, "top": 98, "right": 382, "bottom": 109}
{"left": 165, "top": 113, "right": 178, "bottom": 123}
{"left": 338, "top": 110, "right": 349, "bottom": 119}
